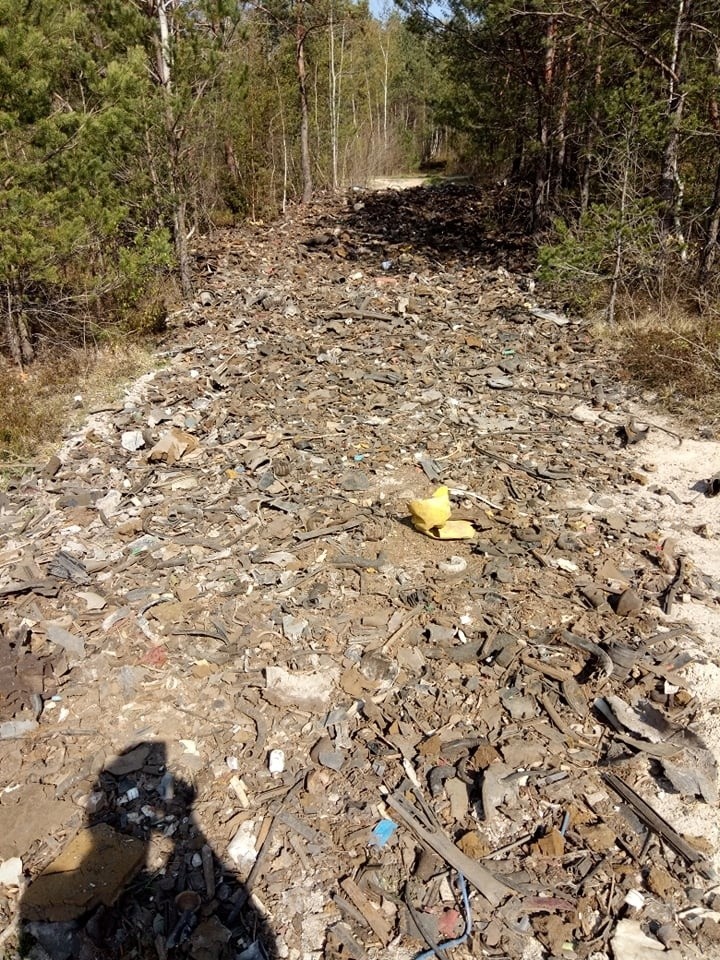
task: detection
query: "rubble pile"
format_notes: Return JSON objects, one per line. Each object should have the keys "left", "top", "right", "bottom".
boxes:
{"left": 1, "top": 185, "right": 720, "bottom": 960}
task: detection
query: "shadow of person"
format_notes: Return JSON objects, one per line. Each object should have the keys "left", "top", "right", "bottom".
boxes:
{"left": 18, "top": 741, "right": 277, "bottom": 960}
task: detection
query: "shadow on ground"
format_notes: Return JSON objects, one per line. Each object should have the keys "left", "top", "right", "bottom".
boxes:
{"left": 19, "top": 742, "right": 275, "bottom": 960}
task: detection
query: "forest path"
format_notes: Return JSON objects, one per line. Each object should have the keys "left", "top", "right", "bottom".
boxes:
{"left": 1, "top": 184, "right": 719, "bottom": 959}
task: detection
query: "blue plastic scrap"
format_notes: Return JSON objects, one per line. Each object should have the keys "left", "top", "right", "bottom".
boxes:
{"left": 370, "top": 818, "right": 398, "bottom": 847}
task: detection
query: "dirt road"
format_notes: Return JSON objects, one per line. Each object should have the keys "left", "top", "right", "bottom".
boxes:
{"left": 1, "top": 184, "right": 719, "bottom": 960}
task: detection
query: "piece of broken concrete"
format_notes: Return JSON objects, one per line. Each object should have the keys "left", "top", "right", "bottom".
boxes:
{"left": 610, "top": 919, "right": 683, "bottom": 960}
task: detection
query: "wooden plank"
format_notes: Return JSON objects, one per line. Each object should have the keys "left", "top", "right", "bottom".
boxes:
{"left": 383, "top": 790, "right": 514, "bottom": 906}
{"left": 340, "top": 877, "right": 393, "bottom": 945}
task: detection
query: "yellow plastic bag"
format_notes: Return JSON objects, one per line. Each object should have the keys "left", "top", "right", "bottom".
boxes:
{"left": 407, "top": 487, "right": 475, "bottom": 539}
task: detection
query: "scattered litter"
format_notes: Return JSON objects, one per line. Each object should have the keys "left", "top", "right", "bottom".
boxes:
{"left": 407, "top": 486, "right": 475, "bottom": 539}
{"left": 264, "top": 665, "right": 338, "bottom": 712}
{"left": 610, "top": 919, "right": 683, "bottom": 959}
{"left": 0, "top": 858, "right": 23, "bottom": 887}
{"left": 268, "top": 749, "right": 285, "bottom": 774}
{"left": 147, "top": 428, "right": 199, "bottom": 465}
{"left": 438, "top": 555, "right": 467, "bottom": 575}
{"left": 1, "top": 185, "right": 718, "bottom": 960}
{"left": 45, "top": 622, "right": 86, "bottom": 659}
{"left": 370, "top": 819, "right": 398, "bottom": 848}
{"left": 121, "top": 430, "right": 145, "bottom": 452}
{"left": 227, "top": 821, "right": 258, "bottom": 871}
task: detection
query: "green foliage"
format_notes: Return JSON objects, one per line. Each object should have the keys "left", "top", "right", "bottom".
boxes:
{"left": 399, "top": 0, "right": 720, "bottom": 311}
{"left": 0, "top": 0, "right": 447, "bottom": 362}
{"left": 0, "top": 0, "right": 171, "bottom": 355}
{"left": 538, "top": 199, "right": 660, "bottom": 310}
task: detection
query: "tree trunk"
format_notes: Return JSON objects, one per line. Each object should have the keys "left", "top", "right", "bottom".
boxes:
{"left": 224, "top": 139, "right": 240, "bottom": 186}
{"left": 658, "top": 0, "right": 692, "bottom": 250}
{"left": 697, "top": 159, "right": 720, "bottom": 285}
{"left": 275, "top": 74, "right": 289, "bottom": 213}
{"left": 4, "top": 285, "right": 33, "bottom": 368}
{"left": 173, "top": 197, "right": 192, "bottom": 300}
{"left": 296, "top": 16, "right": 313, "bottom": 204}
{"left": 608, "top": 135, "right": 631, "bottom": 325}
{"left": 380, "top": 37, "right": 389, "bottom": 151}
{"left": 154, "top": 0, "right": 193, "bottom": 297}
{"left": 532, "top": 15, "right": 557, "bottom": 231}
{"left": 511, "top": 132, "right": 524, "bottom": 179}
{"left": 552, "top": 41, "right": 572, "bottom": 198}
{"left": 697, "top": 46, "right": 720, "bottom": 285}
{"left": 580, "top": 34, "right": 604, "bottom": 215}
{"left": 329, "top": 11, "right": 338, "bottom": 189}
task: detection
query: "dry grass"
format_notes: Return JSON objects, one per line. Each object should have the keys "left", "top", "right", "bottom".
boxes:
{"left": 607, "top": 300, "right": 720, "bottom": 426}
{"left": 0, "top": 343, "right": 155, "bottom": 482}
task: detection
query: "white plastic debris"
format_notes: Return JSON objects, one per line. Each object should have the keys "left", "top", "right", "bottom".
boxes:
{"left": 282, "top": 614, "right": 309, "bottom": 642}
{"left": 610, "top": 919, "right": 680, "bottom": 959}
{"left": 95, "top": 489, "right": 123, "bottom": 516}
{"left": 438, "top": 556, "right": 467, "bottom": 575}
{"left": 529, "top": 305, "right": 571, "bottom": 326}
{"left": 624, "top": 889, "right": 645, "bottom": 911}
{"left": 268, "top": 749, "right": 285, "bottom": 774}
{"left": 0, "top": 857, "right": 23, "bottom": 887}
{"left": 46, "top": 622, "right": 86, "bottom": 658}
{"left": 121, "top": 430, "right": 145, "bottom": 452}
{"left": 229, "top": 776, "right": 250, "bottom": 808}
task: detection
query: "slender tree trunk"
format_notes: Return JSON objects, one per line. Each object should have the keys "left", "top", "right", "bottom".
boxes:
{"left": 296, "top": 18, "right": 312, "bottom": 203}
{"left": 328, "top": 12, "right": 346, "bottom": 191}
{"left": 580, "top": 34, "right": 604, "bottom": 215}
{"left": 365, "top": 72, "right": 374, "bottom": 138}
{"left": 698, "top": 47, "right": 720, "bottom": 285}
{"left": 552, "top": 42, "right": 572, "bottom": 198}
{"left": 608, "top": 149, "right": 630, "bottom": 325}
{"left": 698, "top": 160, "right": 720, "bottom": 284}
{"left": 155, "top": 0, "right": 172, "bottom": 90}
{"left": 533, "top": 112, "right": 550, "bottom": 229}
{"left": 329, "top": 11, "right": 338, "bottom": 189}
{"left": 249, "top": 116, "right": 257, "bottom": 221}
{"left": 335, "top": 22, "right": 346, "bottom": 187}
{"left": 380, "top": 38, "right": 389, "bottom": 151}
{"left": 313, "top": 62, "right": 321, "bottom": 165}
{"left": 173, "top": 198, "right": 192, "bottom": 297}
{"left": 5, "top": 284, "right": 27, "bottom": 368}
{"left": 532, "top": 15, "right": 556, "bottom": 230}
{"left": 224, "top": 139, "right": 240, "bottom": 186}
{"left": 511, "top": 131, "right": 524, "bottom": 179}
{"left": 275, "top": 74, "right": 289, "bottom": 213}
{"left": 658, "top": 0, "right": 692, "bottom": 252}
{"left": 154, "top": 0, "right": 193, "bottom": 297}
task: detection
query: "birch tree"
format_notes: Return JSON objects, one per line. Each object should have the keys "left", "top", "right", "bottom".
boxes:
{"left": 148, "top": 0, "right": 193, "bottom": 296}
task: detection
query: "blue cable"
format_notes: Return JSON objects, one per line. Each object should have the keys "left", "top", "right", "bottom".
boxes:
{"left": 415, "top": 872, "right": 472, "bottom": 960}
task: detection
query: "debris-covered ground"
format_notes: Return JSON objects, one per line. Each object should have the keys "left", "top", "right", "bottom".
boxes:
{"left": 2, "top": 184, "right": 720, "bottom": 960}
